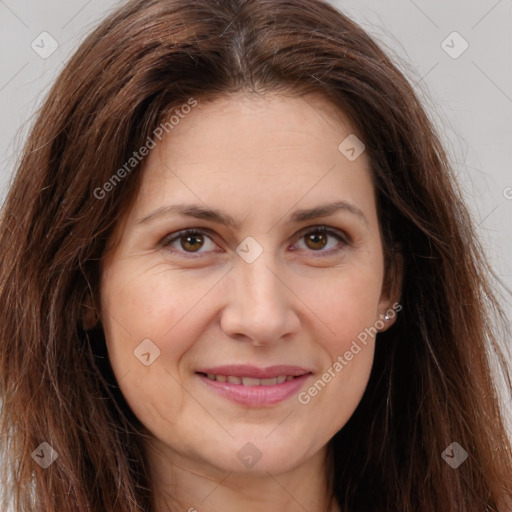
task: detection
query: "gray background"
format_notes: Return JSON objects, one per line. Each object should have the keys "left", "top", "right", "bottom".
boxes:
{"left": 0, "top": 0, "right": 511, "bottom": 442}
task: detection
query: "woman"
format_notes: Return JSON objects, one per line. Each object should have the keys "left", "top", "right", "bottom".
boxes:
{"left": 1, "top": 0, "right": 511, "bottom": 510}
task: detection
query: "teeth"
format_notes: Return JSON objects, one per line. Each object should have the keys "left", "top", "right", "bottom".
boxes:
{"left": 242, "top": 377, "right": 261, "bottom": 386}
{"left": 204, "top": 374, "right": 295, "bottom": 385}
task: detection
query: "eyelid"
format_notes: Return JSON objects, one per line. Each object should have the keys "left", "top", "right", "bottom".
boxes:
{"left": 160, "top": 225, "right": 350, "bottom": 258}
{"left": 294, "top": 225, "right": 350, "bottom": 245}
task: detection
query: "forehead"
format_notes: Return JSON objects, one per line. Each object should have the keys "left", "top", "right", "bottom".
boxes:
{"left": 139, "top": 92, "right": 371, "bottom": 196}
{"left": 154, "top": 92, "right": 358, "bottom": 158}
{"left": 106, "top": 91, "right": 379, "bottom": 248}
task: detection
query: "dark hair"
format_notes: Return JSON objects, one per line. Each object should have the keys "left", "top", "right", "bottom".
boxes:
{"left": 1, "top": 0, "right": 511, "bottom": 510}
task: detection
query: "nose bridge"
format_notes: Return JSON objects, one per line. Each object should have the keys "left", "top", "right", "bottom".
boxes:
{"left": 241, "top": 251, "right": 282, "bottom": 306}
{"left": 220, "top": 246, "right": 298, "bottom": 344}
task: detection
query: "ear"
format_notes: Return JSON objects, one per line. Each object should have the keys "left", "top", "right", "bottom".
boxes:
{"left": 377, "top": 251, "right": 403, "bottom": 332}
{"left": 81, "top": 292, "right": 101, "bottom": 331}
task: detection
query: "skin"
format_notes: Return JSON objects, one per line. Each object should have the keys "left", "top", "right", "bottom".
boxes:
{"left": 99, "top": 91, "right": 400, "bottom": 512}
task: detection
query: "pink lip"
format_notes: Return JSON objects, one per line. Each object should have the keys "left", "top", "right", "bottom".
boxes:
{"left": 196, "top": 365, "right": 312, "bottom": 407}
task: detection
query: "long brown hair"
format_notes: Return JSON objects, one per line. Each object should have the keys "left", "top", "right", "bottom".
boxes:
{"left": 1, "top": 0, "right": 511, "bottom": 510}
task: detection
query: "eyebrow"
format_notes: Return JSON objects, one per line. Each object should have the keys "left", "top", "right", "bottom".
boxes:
{"left": 137, "top": 200, "right": 368, "bottom": 228}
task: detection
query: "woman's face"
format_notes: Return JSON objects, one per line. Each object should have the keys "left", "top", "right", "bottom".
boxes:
{"left": 100, "top": 92, "right": 397, "bottom": 476}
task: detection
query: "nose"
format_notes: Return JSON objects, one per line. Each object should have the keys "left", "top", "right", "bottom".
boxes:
{"left": 219, "top": 254, "right": 300, "bottom": 346}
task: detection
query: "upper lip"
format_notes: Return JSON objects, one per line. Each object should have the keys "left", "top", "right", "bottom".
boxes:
{"left": 196, "top": 365, "right": 312, "bottom": 379}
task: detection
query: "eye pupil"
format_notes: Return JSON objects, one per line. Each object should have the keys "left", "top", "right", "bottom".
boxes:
{"left": 181, "top": 234, "right": 204, "bottom": 252}
{"left": 305, "top": 232, "right": 327, "bottom": 250}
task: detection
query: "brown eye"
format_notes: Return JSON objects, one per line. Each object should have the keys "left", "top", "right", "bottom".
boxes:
{"left": 304, "top": 231, "right": 328, "bottom": 250}
{"left": 162, "top": 229, "right": 217, "bottom": 256}
{"left": 181, "top": 233, "right": 204, "bottom": 252}
{"left": 294, "top": 226, "right": 348, "bottom": 255}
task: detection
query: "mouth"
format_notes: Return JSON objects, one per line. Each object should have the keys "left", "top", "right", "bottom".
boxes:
{"left": 195, "top": 365, "right": 312, "bottom": 407}
{"left": 198, "top": 373, "right": 296, "bottom": 385}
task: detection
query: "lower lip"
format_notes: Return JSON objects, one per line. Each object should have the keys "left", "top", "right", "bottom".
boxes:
{"left": 197, "top": 374, "right": 311, "bottom": 407}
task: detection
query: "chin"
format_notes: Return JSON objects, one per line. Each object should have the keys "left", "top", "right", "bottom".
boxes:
{"left": 196, "top": 432, "right": 322, "bottom": 476}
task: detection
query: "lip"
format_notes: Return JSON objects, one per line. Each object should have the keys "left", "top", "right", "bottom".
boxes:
{"left": 196, "top": 365, "right": 312, "bottom": 407}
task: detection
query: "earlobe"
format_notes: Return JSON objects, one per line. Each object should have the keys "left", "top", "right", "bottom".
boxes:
{"left": 377, "top": 301, "right": 402, "bottom": 332}
{"left": 377, "top": 251, "right": 403, "bottom": 332}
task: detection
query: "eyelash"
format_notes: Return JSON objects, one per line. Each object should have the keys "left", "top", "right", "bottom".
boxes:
{"left": 160, "top": 226, "right": 350, "bottom": 259}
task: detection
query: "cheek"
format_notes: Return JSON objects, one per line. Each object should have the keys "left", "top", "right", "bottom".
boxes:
{"left": 324, "top": 285, "right": 380, "bottom": 356}
{"left": 99, "top": 263, "right": 208, "bottom": 434}
{"left": 302, "top": 262, "right": 383, "bottom": 356}
{"left": 294, "top": 263, "right": 381, "bottom": 430}
{"left": 99, "top": 261, "right": 226, "bottom": 414}
{"left": 299, "top": 295, "right": 376, "bottom": 443}
{"left": 100, "top": 259, "right": 218, "bottom": 351}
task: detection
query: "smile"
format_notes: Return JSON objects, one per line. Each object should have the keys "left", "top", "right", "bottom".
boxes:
{"left": 199, "top": 373, "right": 296, "bottom": 385}
{"left": 195, "top": 365, "right": 312, "bottom": 407}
